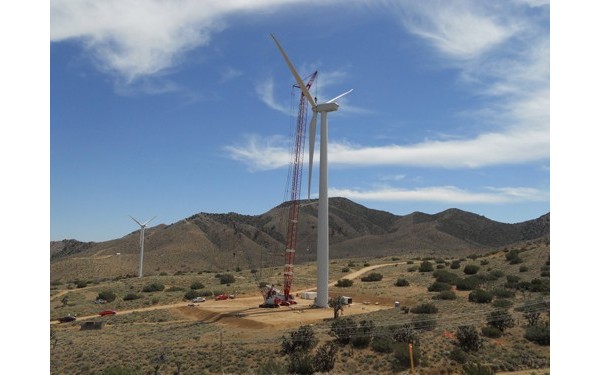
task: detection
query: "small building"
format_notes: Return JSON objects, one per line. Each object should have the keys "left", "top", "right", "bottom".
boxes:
{"left": 341, "top": 296, "right": 353, "bottom": 305}
{"left": 301, "top": 291, "right": 317, "bottom": 300}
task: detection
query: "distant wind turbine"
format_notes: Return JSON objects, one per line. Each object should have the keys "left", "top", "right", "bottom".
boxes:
{"left": 130, "top": 216, "right": 156, "bottom": 278}
{"left": 271, "top": 34, "right": 352, "bottom": 308}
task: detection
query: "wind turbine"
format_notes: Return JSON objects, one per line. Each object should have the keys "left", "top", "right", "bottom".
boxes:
{"left": 130, "top": 216, "right": 156, "bottom": 278}
{"left": 271, "top": 34, "right": 352, "bottom": 308}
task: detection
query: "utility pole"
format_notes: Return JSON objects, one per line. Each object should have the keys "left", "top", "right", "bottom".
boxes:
{"left": 409, "top": 343, "right": 415, "bottom": 375}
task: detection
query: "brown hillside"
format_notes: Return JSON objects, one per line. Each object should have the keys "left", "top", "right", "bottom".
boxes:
{"left": 50, "top": 197, "right": 549, "bottom": 280}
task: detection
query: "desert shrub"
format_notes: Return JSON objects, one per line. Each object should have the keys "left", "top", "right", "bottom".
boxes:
{"left": 335, "top": 278, "right": 353, "bottom": 287}
{"left": 434, "top": 290, "right": 457, "bottom": 300}
{"left": 435, "top": 258, "right": 446, "bottom": 264}
{"left": 462, "top": 363, "right": 495, "bottom": 375}
{"left": 492, "top": 288, "right": 515, "bottom": 299}
{"left": 123, "top": 293, "right": 141, "bottom": 301}
{"left": 363, "top": 262, "right": 370, "bottom": 267}
{"left": 467, "top": 254, "right": 479, "bottom": 260}
{"left": 392, "top": 342, "right": 421, "bottom": 371}
{"left": 433, "top": 269, "right": 460, "bottom": 284}
{"left": 481, "top": 326, "right": 503, "bottom": 338}
{"left": 450, "top": 260, "right": 461, "bottom": 269}
{"left": 392, "top": 256, "right": 400, "bottom": 261}
{"left": 456, "top": 325, "right": 483, "bottom": 352}
{"left": 395, "top": 278, "right": 410, "bottom": 287}
{"left": 76, "top": 280, "right": 88, "bottom": 288}
{"left": 450, "top": 348, "right": 468, "bottom": 364}
{"left": 281, "top": 325, "right": 317, "bottom": 354}
{"left": 489, "top": 270, "right": 505, "bottom": 278}
{"left": 184, "top": 290, "right": 204, "bottom": 300}
{"left": 361, "top": 272, "right": 383, "bottom": 282}
{"left": 313, "top": 342, "right": 337, "bottom": 373}
{"left": 480, "top": 259, "right": 489, "bottom": 266}
{"left": 341, "top": 267, "right": 350, "bottom": 273}
{"left": 428, "top": 281, "right": 452, "bottom": 292}
{"left": 519, "top": 265, "right": 529, "bottom": 272}
{"left": 190, "top": 281, "right": 205, "bottom": 290}
{"left": 541, "top": 264, "right": 550, "bottom": 272}
{"left": 371, "top": 335, "right": 394, "bottom": 353}
{"left": 142, "top": 282, "right": 164, "bottom": 292}
{"left": 506, "top": 275, "right": 520, "bottom": 283}
{"left": 525, "top": 323, "right": 550, "bottom": 345}
{"left": 468, "top": 289, "right": 493, "bottom": 303}
{"left": 436, "top": 264, "right": 445, "bottom": 269}
{"left": 540, "top": 270, "right": 550, "bottom": 277}
{"left": 419, "top": 261, "right": 434, "bottom": 272}
{"left": 391, "top": 324, "right": 420, "bottom": 346}
{"left": 347, "top": 261, "right": 356, "bottom": 267}
{"left": 407, "top": 266, "right": 419, "bottom": 272}
{"left": 351, "top": 320, "right": 374, "bottom": 348}
{"left": 492, "top": 299, "right": 513, "bottom": 308}
{"left": 287, "top": 352, "right": 314, "bottom": 375}
{"left": 463, "top": 265, "right": 480, "bottom": 275}
{"left": 486, "top": 310, "right": 515, "bottom": 331}
{"left": 330, "top": 317, "right": 357, "bottom": 345}
{"left": 456, "top": 277, "right": 481, "bottom": 291}
{"left": 412, "top": 316, "right": 437, "bottom": 331}
{"left": 505, "top": 249, "right": 523, "bottom": 264}
{"left": 97, "top": 290, "right": 117, "bottom": 302}
{"left": 407, "top": 260, "right": 414, "bottom": 264}
{"left": 411, "top": 303, "right": 438, "bottom": 314}
{"left": 250, "top": 269, "right": 258, "bottom": 274}
{"left": 219, "top": 274, "right": 235, "bottom": 284}
{"left": 530, "top": 278, "right": 550, "bottom": 293}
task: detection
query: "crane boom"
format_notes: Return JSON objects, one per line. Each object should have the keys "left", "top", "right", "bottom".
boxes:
{"left": 283, "top": 71, "right": 317, "bottom": 302}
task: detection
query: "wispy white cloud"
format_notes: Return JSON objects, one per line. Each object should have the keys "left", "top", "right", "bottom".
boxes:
{"left": 330, "top": 185, "right": 549, "bottom": 204}
{"left": 255, "top": 77, "right": 292, "bottom": 115}
{"left": 50, "top": 0, "right": 322, "bottom": 83}
{"left": 219, "top": 67, "right": 243, "bottom": 83}
{"left": 223, "top": 134, "right": 290, "bottom": 171}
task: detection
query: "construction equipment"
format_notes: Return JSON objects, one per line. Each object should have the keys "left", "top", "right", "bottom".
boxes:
{"left": 259, "top": 71, "right": 317, "bottom": 308}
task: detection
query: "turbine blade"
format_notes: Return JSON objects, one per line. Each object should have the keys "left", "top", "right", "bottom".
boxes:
{"left": 326, "top": 89, "right": 354, "bottom": 104}
{"left": 129, "top": 216, "right": 142, "bottom": 227}
{"left": 270, "top": 34, "right": 317, "bottom": 108}
{"left": 308, "top": 110, "right": 317, "bottom": 200}
{"left": 143, "top": 216, "right": 157, "bottom": 226}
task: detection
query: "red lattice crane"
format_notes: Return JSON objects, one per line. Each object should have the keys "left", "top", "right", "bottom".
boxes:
{"left": 283, "top": 71, "right": 317, "bottom": 303}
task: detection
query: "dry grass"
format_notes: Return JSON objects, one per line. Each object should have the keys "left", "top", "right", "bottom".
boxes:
{"left": 51, "top": 240, "right": 550, "bottom": 374}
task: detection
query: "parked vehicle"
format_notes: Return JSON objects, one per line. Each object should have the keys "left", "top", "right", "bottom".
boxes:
{"left": 192, "top": 297, "right": 206, "bottom": 303}
{"left": 215, "top": 294, "right": 229, "bottom": 301}
{"left": 98, "top": 309, "right": 117, "bottom": 316}
{"left": 58, "top": 315, "right": 76, "bottom": 323}
{"left": 94, "top": 299, "right": 107, "bottom": 304}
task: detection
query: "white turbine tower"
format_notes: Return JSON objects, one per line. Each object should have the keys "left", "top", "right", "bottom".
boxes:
{"left": 271, "top": 34, "right": 352, "bottom": 308}
{"left": 130, "top": 216, "right": 156, "bottom": 278}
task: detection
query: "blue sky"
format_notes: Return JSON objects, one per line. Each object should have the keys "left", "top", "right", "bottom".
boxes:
{"left": 49, "top": 0, "right": 551, "bottom": 242}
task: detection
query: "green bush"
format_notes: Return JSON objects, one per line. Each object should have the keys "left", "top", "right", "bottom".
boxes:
{"left": 395, "top": 278, "right": 410, "bottom": 287}
{"left": 411, "top": 303, "right": 438, "bottom": 314}
{"left": 456, "top": 277, "right": 481, "bottom": 291}
{"left": 540, "top": 270, "right": 550, "bottom": 277}
{"left": 480, "top": 259, "right": 489, "bottom": 266}
{"left": 462, "top": 363, "right": 495, "bottom": 375}
{"left": 287, "top": 352, "right": 314, "bottom": 375}
{"left": 335, "top": 278, "right": 353, "bottom": 287}
{"left": 190, "top": 281, "right": 205, "bottom": 290}
{"left": 519, "top": 265, "right": 529, "bottom": 272}
{"left": 341, "top": 267, "right": 350, "bottom": 273}
{"left": 434, "top": 290, "right": 457, "bottom": 300}
{"left": 489, "top": 270, "right": 505, "bottom": 278}
{"left": 330, "top": 317, "right": 358, "bottom": 345}
{"left": 123, "top": 293, "right": 142, "bottom": 301}
{"left": 97, "top": 290, "right": 117, "bottom": 302}
{"left": 481, "top": 326, "right": 502, "bottom": 338}
{"left": 219, "top": 274, "right": 235, "bottom": 284}
{"left": 449, "top": 348, "right": 468, "bottom": 364}
{"left": 391, "top": 323, "right": 420, "bottom": 346}
{"left": 165, "top": 286, "right": 186, "bottom": 292}
{"left": 407, "top": 266, "right": 419, "bottom": 272}
{"left": 530, "top": 278, "right": 550, "bottom": 293}
{"left": 76, "top": 280, "right": 88, "bottom": 288}
{"left": 456, "top": 325, "right": 482, "bottom": 352}
{"left": 428, "top": 281, "right": 452, "bottom": 292}
{"left": 351, "top": 320, "right": 374, "bottom": 348}
{"left": 360, "top": 272, "right": 383, "bottom": 282}
{"left": 505, "top": 249, "right": 523, "bottom": 264}
{"left": 492, "top": 288, "right": 515, "bottom": 299}
{"left": 313, "top": 342, "right": 337, "bottom": 373}
{"left": 281, "top": 325, "right": 317, "bottom": 354}
{"left": 463, "top": 265, "right": 480, "bottom": 275}
{"left": 468, "top": 289, "right": 493, "bottom": 303}
{"left": 450, "top": 260, "right": 461, "bottom": 269}
{"left": 142, "top": 282, "right": 165, "bottom": 292}
{"left": 100, "top": 365, "right": 141, "bottom": 375}
{"left": 433, "top": 270, "right": 460, "bottom": 284}
{"left": 392, "top": 342, "right": 421, "bottom": 371}
{"left": 486, "top": 310, "right": 515, "bottom": 331}
{"left": 419, "top": 261, "right": 434, "bottom": 272}
{"left": 412, "top": 316, "right": 437, "bottom": 331}
{"left": 371, "top": 335, "right": 394, "bottom": 353}
{"left": 525, "top": 323, "right": 550, "bottom": 345}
